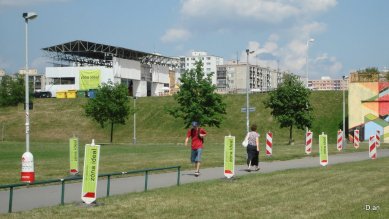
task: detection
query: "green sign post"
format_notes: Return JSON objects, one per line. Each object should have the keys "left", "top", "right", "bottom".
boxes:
{"left": 81, "top": 140, "right": 100, "bottom": 204}
{"left": 224, "top": 135, "right": 235, "bottom": 178}
{"left": 319, "top": 132, "right": 328, "bottom": 166}
{"left": 69, "top": 137, "right": 79, "bottom": 175}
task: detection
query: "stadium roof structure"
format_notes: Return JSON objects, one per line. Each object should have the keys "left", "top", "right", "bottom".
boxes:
{"left": 42, "top": 40, "right": 179, "bottom": 68}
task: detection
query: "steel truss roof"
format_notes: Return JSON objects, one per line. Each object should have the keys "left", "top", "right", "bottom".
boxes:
{"left": 42, "top": 40, "right": 179, "bottom": 68}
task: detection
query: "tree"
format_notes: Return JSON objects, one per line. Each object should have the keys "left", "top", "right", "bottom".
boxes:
{"left": 168, "top": 61, "right": 227, "bottom": 128}
{"left": 0, "top": 75, "right": 25, "bottom": 107}
{"left": 84, "top": 81, "right": 131, "bottom": 143}
{"left": 263, "top": 74, "right": 313, "bottom": 144}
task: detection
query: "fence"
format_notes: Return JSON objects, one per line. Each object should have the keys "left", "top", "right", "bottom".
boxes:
{"left": 0, "top": 165, "right": 181, "bottom": 213}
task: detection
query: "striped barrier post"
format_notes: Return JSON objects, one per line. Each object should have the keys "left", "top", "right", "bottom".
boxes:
{"left": 369, "top": 135, "right": 377, "bottom": 159}
{"left": 354, "top": 129, "right": 360, "bottom": 149}
{"left": 305, "top": 130, "right": 312, "bottom": 155}
{"left": 266, "top": 131, "right": 272, "bottom": 157}
{"left": 376, "top": 130, "right": 381, "bottom": 148}
{"left": 337, "top": 129, "right": 343, "bottom": 151}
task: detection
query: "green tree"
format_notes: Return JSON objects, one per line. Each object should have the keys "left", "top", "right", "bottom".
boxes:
{"left": 0, "top": 75, "right": 25, "bottom": 107}
{"left": 263, "top": 74, "right": 313, "bottom": 144}
{"left": 84, "top": 81, "right": 131, "bottom": 143}
{"left": 357, "top": 67, "right": 379, "bottom": 74}
{"left": 168, "top": 61, "right": 226, "bottom": 128}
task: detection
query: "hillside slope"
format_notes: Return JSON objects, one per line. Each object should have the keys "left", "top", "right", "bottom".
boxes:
{"left": 0, "top": 91, "right": 345, "bottom": 144}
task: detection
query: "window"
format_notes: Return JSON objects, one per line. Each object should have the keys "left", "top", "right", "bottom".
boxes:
{"left": 206, "top": 57, "right": 211, "bottom": 60}
{"left": 52, "top": 77, "right": 75, "bottom": 85}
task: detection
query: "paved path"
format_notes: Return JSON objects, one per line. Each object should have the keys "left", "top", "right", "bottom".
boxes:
{"left": 1, "top": 149, "right": 388, "bottom": 214}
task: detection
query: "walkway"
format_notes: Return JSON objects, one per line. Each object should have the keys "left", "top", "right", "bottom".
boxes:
{"left": 1, "top": 149, "right": 388, "bottom": 214}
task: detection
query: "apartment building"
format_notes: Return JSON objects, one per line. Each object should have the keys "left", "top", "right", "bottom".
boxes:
{"left": 308, "top": 76, "right": 348, "bottom": 90}
{"left": 216, "top": 60, "right": 284, "bottom": 93}
{"left": 179, "top": 51, "right": 224, "bottom": 85}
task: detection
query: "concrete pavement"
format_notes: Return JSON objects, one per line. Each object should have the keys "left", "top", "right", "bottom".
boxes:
{"left": 1, "top": 149, "right": 388, "bottom": 214}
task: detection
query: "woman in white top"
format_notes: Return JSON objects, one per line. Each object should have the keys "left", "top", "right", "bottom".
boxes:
{"left": 245, "top": 124, "right": 260, "bottom": 171}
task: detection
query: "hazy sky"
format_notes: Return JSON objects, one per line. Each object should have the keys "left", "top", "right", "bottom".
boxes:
{"left": 1, "top": 0, "right": 389, "bottom": 79}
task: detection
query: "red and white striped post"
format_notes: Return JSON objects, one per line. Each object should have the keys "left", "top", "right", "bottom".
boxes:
{"left": 354, "top": 129, "right": 360, "bottom": 149}
{"left": 337, "top": 129, "right": 343, "bottom": 151}
{"left": 266, "top": 131, "right": 272, "bottom": 156}
{"left": 376, "top": 130, "right": 381, "bottom": 148}
{"left": 369, "top": 135, "right": 377, "bottom": 159}
{"left": 305, "top": 130, "right": 313, "bottom": 155}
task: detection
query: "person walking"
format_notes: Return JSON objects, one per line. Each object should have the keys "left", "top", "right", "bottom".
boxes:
{"left": 185, "top": 121, "right": 207, "bottom": 176}
{"left": 245, "top": 124, "right": 260, "bottom": 172}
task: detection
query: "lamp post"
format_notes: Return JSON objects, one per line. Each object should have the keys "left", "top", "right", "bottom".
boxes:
{"left": 342, "top": 75, "right": 349, "bottom": 149}
{"left": 133, "top": 92, "right": 139, "bottom": 144}
{"left": 21, "top": 12, "right": 38, "bottom": 183}
{"left": 133, "top": 95, "right": 137, "bottom": 144}
{"left": 306, "top": 38, "right": 315, "bottom": 88}
{"left": 246, "top": 49, "right": 254, "bottom": 133}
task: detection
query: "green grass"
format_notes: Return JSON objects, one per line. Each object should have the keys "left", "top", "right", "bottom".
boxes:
{"left": 0, "top": 91, "right": 346, "bottom": 144}
{"left": 1, "top": 140, "right": 387, "bottom": 185}
{"left": 3, "top": 157, "right": 388, "bottom": 218}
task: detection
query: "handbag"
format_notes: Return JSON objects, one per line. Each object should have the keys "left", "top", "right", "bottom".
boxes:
{"left": 242, "top": 133, "right": 249, "bottom": 147}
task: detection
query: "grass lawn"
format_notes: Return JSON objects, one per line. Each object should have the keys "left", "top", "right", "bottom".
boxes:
{"left": 0, "top": 140, "right": 387, "bottom": 185}
{"left": 2, "top": 157, "right": 388, "bottom": 218}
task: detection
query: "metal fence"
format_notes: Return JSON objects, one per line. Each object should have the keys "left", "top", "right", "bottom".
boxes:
{"left": 0, "top": 165, "right": 181, "bottom": 213}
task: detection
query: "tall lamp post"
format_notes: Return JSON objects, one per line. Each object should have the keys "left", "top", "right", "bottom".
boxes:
{"left": 246, "top": 49, "right": 254, "bottom": 133}
{"left": 306, "top": 38, "right": 315, "bottom": 88}
{"left": 133, "top": 92, "right": 139, "bottom": 144}
{"left": 21, "top": 12, "right": 38, "bottom": 183}
{"left": 342, "top": 75, "right": 349, "bottom": 149}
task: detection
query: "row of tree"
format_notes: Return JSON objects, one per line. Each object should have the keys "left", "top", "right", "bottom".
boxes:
{"left": 84, "top": 61, "right": 312, "bottom": 144}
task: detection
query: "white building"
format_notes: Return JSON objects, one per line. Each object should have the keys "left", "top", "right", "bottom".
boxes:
{"left": 42, "top": 40, "right": 179, "bottom": 97}
{"left": 216, "top": 60, "right": 284, "bottom": 93}
{"left": 179, "top": 51, "right": 224, "bottom": 85}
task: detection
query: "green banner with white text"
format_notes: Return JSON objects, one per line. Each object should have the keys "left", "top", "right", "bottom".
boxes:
{"left": 69, "top": 137, "right": 79, "bottom": 175}
{"left": 79, "top": 69, "right": 101, "bottom": 90}
{"left": 81, "top": 144, "right": 100, "bottom": 204}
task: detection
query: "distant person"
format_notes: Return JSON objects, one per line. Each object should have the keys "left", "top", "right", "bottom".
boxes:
{"left": 185, "top": 121, "right": 207, "bottom": 176}
{"left": 245, "top": 124, "right": 260, "bottom": 171}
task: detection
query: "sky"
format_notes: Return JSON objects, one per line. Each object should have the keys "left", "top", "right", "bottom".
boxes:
{"left": 1, "top": 0, "right": 389, "bottom": 80}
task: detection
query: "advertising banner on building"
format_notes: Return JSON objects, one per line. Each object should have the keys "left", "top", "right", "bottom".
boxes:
{"left": 81, "top": 142, "right": 100, "bottom": 204}
{"left": 319, "top": 133, "right": 328, "bottom": 166}
{"left": 69, "top": 137, "right": 79, "bottom": 175}
{"left": 79, "top": 69, "right": 101, "bottom": 90}
{"left": 224, "top": 135, "right": 235, "bottom": 178}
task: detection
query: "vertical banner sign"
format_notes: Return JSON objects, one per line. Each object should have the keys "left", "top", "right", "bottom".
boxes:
{"left": 337, "top": 129, "right": 343, "bottom": 151}
{"left": 376, "top": 130, "right": 380, "bottom": 148}
{"left": 69, "top": 137, "right": 79, "bottom": 175}
{"left": 266, "top": 131, "right": 273, "bottom": 156}
{"left": 81, "top": 142, "right": 100, "bottom": 204}
{"left": 319, "top": 132, "right": 328, "bottom": 166}
{"left": 21, "top": 152, "right": 35, "bottom": 183}
{"left": 224, "top": 136, "right": 235, "bottom": 179}
{"left": 369, "top": 135, "right": 377, "bottom": 159}
{"left": 354, "top": 129, "right": 360, "bottom": 149}
{"left": 305, "top": 131, "right": 313, "bottom": 155}
{"left": 79, "top": 69, "right": 101, "bottom": 90}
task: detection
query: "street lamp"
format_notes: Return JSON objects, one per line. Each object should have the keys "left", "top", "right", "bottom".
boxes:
{"left": 21, "top": 12, "right": 38, "bottom": 183}
{"left": 246, "top": 49, "right": 254, "bottom": 133}
{"left": 133, "top": 92, "right": 139, "bottom": 144}
{"left": 342, "top": 75, "right": 349, "bottom": 149}
{"left": 306, "top": 38, "right": 315, "bottom": 88}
